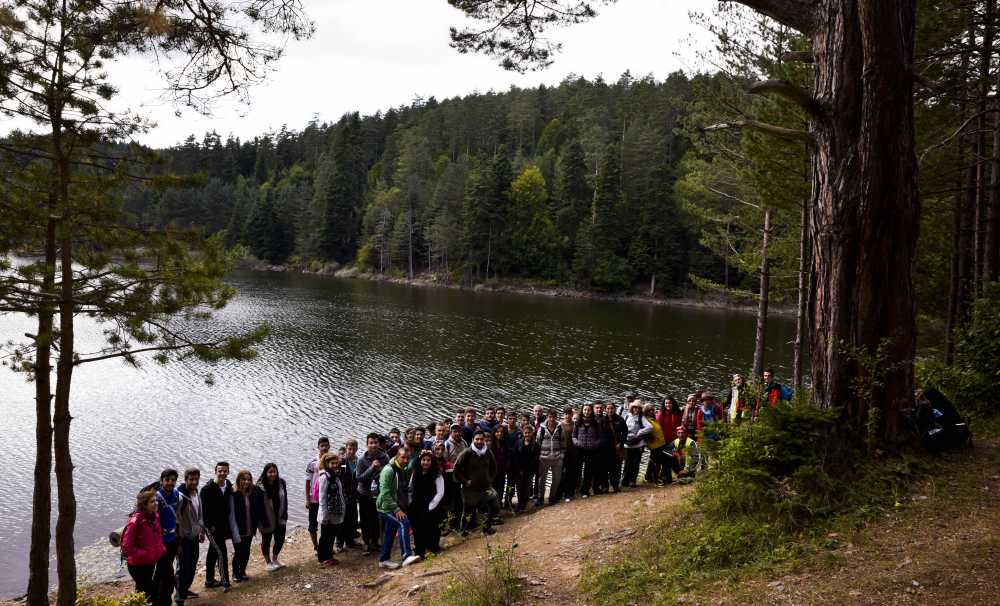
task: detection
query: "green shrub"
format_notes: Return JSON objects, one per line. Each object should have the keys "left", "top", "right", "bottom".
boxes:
{"left": 75, "top": 592, "right": 148, "bottom": 606}
{"left": 425, "top": 542, "right": 522, "bottom": 606}
{"left": 585, "top": 405, "right": 920, "bottom": 605}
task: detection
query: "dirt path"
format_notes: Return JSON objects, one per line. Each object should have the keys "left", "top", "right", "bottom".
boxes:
{"left": 47, "top": 483, "right": 688, "bottom": 606}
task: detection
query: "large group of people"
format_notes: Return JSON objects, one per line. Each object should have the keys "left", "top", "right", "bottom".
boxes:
{"left": 118, "top": 370, "right": 792, "bottom": 605}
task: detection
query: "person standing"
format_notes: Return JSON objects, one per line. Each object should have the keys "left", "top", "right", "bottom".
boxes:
{"left": 122, "top": 490, "right": 167, "bottom": 603}
{"left": 444, "top": 424, "right": 468, "bottom": 532}
{"left": 153, "top": 469, "right": 181, "bottom": 606}
{"left": 572, "top": 404, "right": 601, "bottom": 498}
{"left": 317, "top": 452, "right": 346, "bottom": 567}
{"left": 305, "top": 437, "right": 331, "bottom": 553}
{"left": 174, "top": 469, "right": 204, "bottom": 606}
{"left": 200, "top": 462, "right": 233, "bottom": 592}
{"left": 644, "top": 404, "right": 668, "bottom": 485}
{"left": 490, "top": 425, "right": 512, "bottom": 509}
{"left": 604, "top": 402, "right": 627, "bottom": 493}
{"left": 256, "top": 463, "right": 288, "bottom": 571}
{"left": 356, "top": 432, "right": 389, "bottom": 556}
{"left": 453, "top": 431, "right": 500, "bottom": 536}
{"left": 535, "top": 409, "right": 565, "bottom": 506}
{"left": 478, "top": 406, "right": 500, "bottom": 434}
{"left": 409, "top": 450, "right": 445, "bottom": 557}
{"left": 337, "top": 440, "right": 361, "bottom": 551}
{"left": 558, "top": 407, "right": 578, "bottom": 502}
{"left": 725, "top": 375, "right": 751, "bottom": 424}
{"left": 681, "top": 394, "right": 699, "bottom": 438}
{"left": 462, "top": 410, "right": 478, "bottom": 444}
{"left": 622, "top": 401, "right": 652, "bottom": 488}
{"left": 229, "top": 470, "right": 259, "bottom": 583}
{"left": 512, "top": 425, "right": 540, "bottom": 512}
{"left": 657, "top": 398, "right": 684, "bottom": 446}
{"left": 376, "top": 448, "right": 421, "bottom": 569}
{"left": 531, "top": 404, "right": 545, "bottom": 431}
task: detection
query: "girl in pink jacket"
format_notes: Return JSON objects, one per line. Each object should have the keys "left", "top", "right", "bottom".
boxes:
{"left": 121, "top": 490, "right": 167, "bottom": 602}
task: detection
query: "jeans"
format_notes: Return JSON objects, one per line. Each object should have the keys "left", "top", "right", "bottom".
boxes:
{"left": 232, "top": 535, "right": 252, "bottom": 579}
{"left": 317, "top": 522, "right": 340, "bottom": 562}
{"left": 153, "top": 540, "right": 178, "bottom": 606}
{"left": 536, "top": 456, "right": 563, "bottom": 503}
{"left": 578, "top": 449, "right": 600, "bottom": 496}
{"left": 204, "top": 530, "right": 230, "bottom": 586}
{"left": 378, "top": 512, "right": 413, "bottom": 562}
{"left": 607, "top": 449, "right": 623, "bottom": 490}
{"left": 261, "top": 524, "right": 286, "bottom": 561}
{"left": 175, "top": 538, "right": 200, "bottom": 604}
{"left": 128, "top": 563, "right": 156, "bottom": 604}
{"left": 623, "top": 447, "right": 644, "bottom": 486}
{"left": 358, "top": 494, "right": 380, "bottom": 548}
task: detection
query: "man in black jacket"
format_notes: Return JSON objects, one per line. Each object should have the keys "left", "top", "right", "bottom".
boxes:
{"left": 602, "top": 402, "right": 627, "bottom": 493}
{"left": 200, "top": 462, "right": 233, "bottom": 592}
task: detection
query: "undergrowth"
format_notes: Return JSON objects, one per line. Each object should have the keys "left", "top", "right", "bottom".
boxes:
{"left": 584, "top": 405, "right": 924, "bottom": 605}
{"left": 423, "top": 542, "right": 523, "bottom": 606}
{"left": 75, "top": 593, "right": 147, "bottom": 606}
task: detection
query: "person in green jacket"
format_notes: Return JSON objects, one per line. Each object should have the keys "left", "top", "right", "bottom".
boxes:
{"left": 375, "top": 448, "right": 421, "bottom": 570}
{"left": 453, "top": 430, "right": 499, "bottom": 536}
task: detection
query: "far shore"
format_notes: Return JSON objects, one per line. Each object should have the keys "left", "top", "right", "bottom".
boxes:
{"left": 234, "top": 258, "right": 797, "bottom": 318}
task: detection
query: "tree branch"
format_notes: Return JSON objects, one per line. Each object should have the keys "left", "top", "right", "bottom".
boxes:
{"left": 704, "top": 120, "right": 812, "bottom": 143}
{"left": 750, "top": 79, "right": 822, "bottom": 118}
{"left": 782, "top": 50, "right": 814, "bottom": 63}
{"left": 726, "top": 0, "right": 816, "bottom": 34}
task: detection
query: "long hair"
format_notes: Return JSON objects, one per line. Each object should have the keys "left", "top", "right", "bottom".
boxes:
{"left": 234, "top": 469, "right": 253, "bottom": 495}
{"left": 135, "top": 489, "right": 156, "bottom": 513}
{"left": 258, "top": 462, "right": 279, "bottom": 487}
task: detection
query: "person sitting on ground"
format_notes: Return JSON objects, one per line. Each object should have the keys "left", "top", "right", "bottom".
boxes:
{"left": 622, "top": 400, "right": 652, "bottom": 488}
{"left": 665, "top": 426, "right": 700, "bottom": 480}
{"left": 256, "top": 463, "right": 288, "bottom": 572}
{"left": 376, "top": 448, "right": 421, "bottom": 569}
{"left": 453, "top": 430, "right": 500, "bottom": 536}
{"left": 122, "top": 489, "right": 167, "bottom": 604}
{"left": 409, "top": 450, "right": 446, "bottom": 558}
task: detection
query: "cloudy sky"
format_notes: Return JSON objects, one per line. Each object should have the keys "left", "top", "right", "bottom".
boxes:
{"left": 4, "top": 0, "right": 711, "bottom": 148}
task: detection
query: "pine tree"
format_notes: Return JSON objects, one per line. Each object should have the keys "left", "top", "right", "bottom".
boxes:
{"left": 318, "top": 114, "right": 367, "bottom": 264}
{"left": 509, "top": 166, "right": 562, "bottom": 277}
{"left": 553, "top": 139, "right": 591, "bottom": 256}
{"left": 245, "top": 186, "right": 293, "bottom": 264}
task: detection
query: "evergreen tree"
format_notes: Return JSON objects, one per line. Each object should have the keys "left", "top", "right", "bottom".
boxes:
{"left": 508, "top": 166, "right": 562, "bottom": 277}
{"left": 244, "top": 186, "right": 293, "bottom": 264}
{"left": 317, "top": 114, "right": 367, "bottom": 264}
{"left": 553, "top": 139, "right": 591, "bottom": 254}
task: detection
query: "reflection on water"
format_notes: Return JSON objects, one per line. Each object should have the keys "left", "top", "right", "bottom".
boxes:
{"left": 0, "top": 271, "right": 795, "bottom": 597}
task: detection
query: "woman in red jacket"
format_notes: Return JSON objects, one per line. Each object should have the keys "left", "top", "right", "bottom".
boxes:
{"left": 121, "top": 490, "right": 167, "bottom": 603}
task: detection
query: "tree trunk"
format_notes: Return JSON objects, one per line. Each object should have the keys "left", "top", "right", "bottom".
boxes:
{"left": 974, "top": 0, "right": 995, "bottom": 296}
{"left": 52, "top": 119, "right": 77, "bottom": 606}
{"left": 407, "top": 205, "right": 414, "bottom": 279}
{"left": 752, "top": 208, "right": 772, "bottom": 380}
{"left": 26, "top": 213, "right": 57, "bottom": 606}
{"left": 649, "top": 273, "right": 656, "bottom": 296}
{"left": 987, "top": 98, "right": 1000, "bottom": 284}
{"left": 808, "top": 0, "right": 919, "bottom": 439}
{"left": 793, "top": 202, "right": 810, "bottom": 390}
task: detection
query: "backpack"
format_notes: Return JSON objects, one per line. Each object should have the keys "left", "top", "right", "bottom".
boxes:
{"left": 779, "top": 384, "right": 794, "bottom": 401}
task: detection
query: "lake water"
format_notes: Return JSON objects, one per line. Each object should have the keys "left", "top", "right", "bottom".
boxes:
{"left": 0, "top": 271, "right": 795, "bottom": 597}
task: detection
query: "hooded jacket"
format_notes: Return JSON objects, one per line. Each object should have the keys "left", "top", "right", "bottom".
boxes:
{"left": 453, "top": 446, "right": 497, "bottom": 497}
{"left": 623, "top": 412, "right": 652, "bottom": 449}
{"left": 376, "top": 457, "right": 411, "bottom": 514}
{"left": 200, "top": 479, "right": 234, "bottom": 539}
{"left": 175, "top": 490, "right": 204, "bottom": 540}
{"left": 536, "top": 423, "right": 565, "bottom": 459}
{"left": 318, "top": 469, "right": 346, "bottom": 525}
{"left": 121, "top": 510, "right": 167, "bottom": 567}
{"left": 356, "top": 449, "right": 390, "bottom": 497}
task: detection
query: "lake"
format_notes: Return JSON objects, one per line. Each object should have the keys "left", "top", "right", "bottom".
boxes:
{"left": 0, "top": 271, "right": 795, "bottom": 597}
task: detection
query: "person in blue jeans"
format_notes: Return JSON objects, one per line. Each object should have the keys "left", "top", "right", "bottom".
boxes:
{"left": 375, "top": 447, "right": 421, "bottom": 569}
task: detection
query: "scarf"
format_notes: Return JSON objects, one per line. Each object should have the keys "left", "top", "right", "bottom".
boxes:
{"left": 471, "top": 443, "right": 488, "bottom": 456}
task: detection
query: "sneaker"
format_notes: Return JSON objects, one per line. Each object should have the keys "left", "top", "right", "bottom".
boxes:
{"left": 272, "top": 558, "right": 285, "bottom": 569}
{"left": 401, "top": 554, "right": 422, "bottom": 567}
{"left": 378, "top": 560, "right": 401, "bottom": 570}
{"left": 581, "top": 494, "right": 589, "bottom": 499}
{"left": 564, "top": 497, "right": 571, "bottom": 503}
{"left": 265, "top": 562, "right": 279, "bottom": 572}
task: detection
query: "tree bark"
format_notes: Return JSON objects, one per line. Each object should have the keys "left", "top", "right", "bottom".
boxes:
{"left": 752, "top": 208, "right": 772, "bottom": 381}
{"left": 974, "top": 0, "right": 996, "bottom": 295}
{"left": 987, "top": 99, "right": 1000, "bottom": 284}
{"left": 793, "top": 201, "right": 810, "bottom": 390}
{"left": 807, "top": 0, "right": 919, "bottom": 438}
{"left": 26, "top": 215, "right": 57, "bottom": 606}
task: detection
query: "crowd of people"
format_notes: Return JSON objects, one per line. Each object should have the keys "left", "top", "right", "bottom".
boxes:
{"left": 118, "top": 370, "right": 792, "bottom": 606}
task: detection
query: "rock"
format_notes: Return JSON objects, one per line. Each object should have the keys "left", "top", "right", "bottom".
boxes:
{"left": 406, "top": 584, "right": 424, "bottom": 598}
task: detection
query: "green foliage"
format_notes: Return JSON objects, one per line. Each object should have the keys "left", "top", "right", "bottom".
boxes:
{"left": 508, "top": 166, "right": 562, "bottom": 277}
{"left": 425, "top": 543, "right": 523, "bottom": 606}
{"left": 918, "top": 283, "right": 1000, "bottom": 419}
{"left": 585, "top": 406, "right": 920, "bottom": 605}
{"left": 75, "top": 593, "right": 148, "bottom": 606}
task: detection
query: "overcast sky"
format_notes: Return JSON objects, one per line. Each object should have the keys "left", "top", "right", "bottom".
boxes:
{"left": 3, "top": 0, "right": 711, "bottom": 148}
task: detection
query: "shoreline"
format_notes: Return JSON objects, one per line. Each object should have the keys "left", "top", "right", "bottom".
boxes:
{"left": 235, "top": 258, "right": 796, "bottom": 317}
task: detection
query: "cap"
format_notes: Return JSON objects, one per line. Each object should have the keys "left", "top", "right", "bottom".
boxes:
{"left": 450, "top": 423, "right": 462, "bottom": 431}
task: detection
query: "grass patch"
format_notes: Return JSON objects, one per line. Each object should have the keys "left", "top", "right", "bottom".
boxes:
{"left": 423, "top": 542, "right": 523, "bottom": 606}
{"left": 75, "top": 592, "right": 148, "bottom": 606}
{"left": 583, "top": 405, "right": 927, "bottom": 605}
